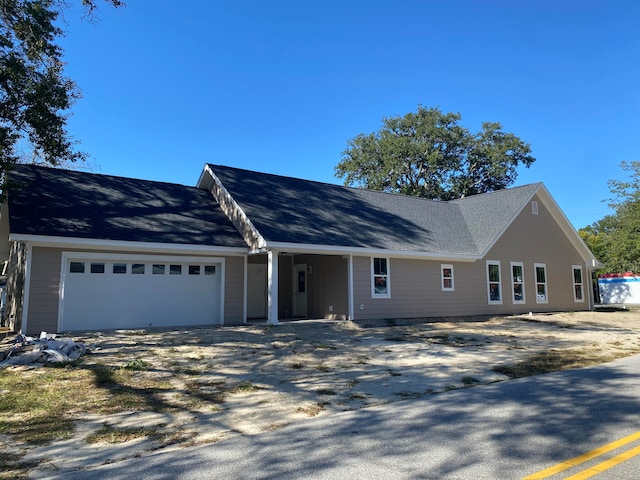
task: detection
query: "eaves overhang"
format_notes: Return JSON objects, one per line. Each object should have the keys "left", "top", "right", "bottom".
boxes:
{"left": 9, "top": 234, "right": 249, "bottom": 256}
{"left": 251, "top": 241, "right": 480, "bottom": 262}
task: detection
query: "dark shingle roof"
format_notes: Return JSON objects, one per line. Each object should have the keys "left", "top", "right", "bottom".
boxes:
{"left": 450, "top": 183, "right": 541, "bottom": 253}
{"left": 8, "top": 165, "right": 246, "bottom": 248}
{"left": 208, "top": 164, "right": 538, "bottom": 255}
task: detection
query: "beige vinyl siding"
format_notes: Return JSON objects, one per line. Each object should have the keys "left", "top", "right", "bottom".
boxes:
{"left": 26, "top": 247, "right": 62, "bottom": 334}
{"left": 22, "top": 246, "right": 247, "bottom": 333}
{"left": 351, "top": 195, "right": 590, "bottom": 320}
{"left": 293, "top": 254, "right": 349, "bottom": 320}
{"left": 352, "top": 256, "right": 489, "bottom": 320}
{"left": 223, "top": 255, "right": 245, "bottom": 325}
{"left": 482, "top": 194, "right": 590, "bottom": 313}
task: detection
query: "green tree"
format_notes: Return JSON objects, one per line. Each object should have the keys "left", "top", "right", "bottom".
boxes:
{"left": 604, "top": 161, "right": 640, "bottom": 272}
{"left": 335, "top": 105, "right": 536, "bottom": 200}
{"left": 579, "top": 161, "right": 640, "bottom": 273}
{"left": 0, "top": 0, "right": 123, "bottom": 196}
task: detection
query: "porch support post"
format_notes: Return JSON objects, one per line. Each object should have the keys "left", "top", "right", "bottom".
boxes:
{"left": 348, "top": 254, "right": 354, "bottom": 320}
{"left": 267, "top": 250, "right": 279, "bottom": 325}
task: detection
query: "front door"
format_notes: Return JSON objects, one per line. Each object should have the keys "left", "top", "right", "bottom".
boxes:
{"left": 247, "top": 264, "right": 267, "bottom": 318}
{"left": 293, "top": 264, "right": 307, "bottom": 318}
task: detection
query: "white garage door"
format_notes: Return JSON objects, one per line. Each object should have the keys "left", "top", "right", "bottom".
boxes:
{"left": 60, "top": 254, "right": 223, "bottom": 331}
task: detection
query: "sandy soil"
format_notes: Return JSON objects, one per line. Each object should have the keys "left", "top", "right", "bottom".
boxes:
{"left": 7, "top": 308, "right": 640, "bottom": 476}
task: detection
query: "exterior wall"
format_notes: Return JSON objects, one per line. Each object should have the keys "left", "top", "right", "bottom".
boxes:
{"left": 223, "top": 255, "right": 246, "bottom": 325}
{"left": 25, "top": 246, "right": 61, "bottom": 334}
{"left": 295, "top": 254, "right": 348, "bottom": 320}
{"left": 4, "top": 241, "right": 27, "bottom": 332}
{"left": 21, "top": 246, "right": 246, "bottom": 334}
{"left": 352, "top": 196, "right": 591, "bottom": 320}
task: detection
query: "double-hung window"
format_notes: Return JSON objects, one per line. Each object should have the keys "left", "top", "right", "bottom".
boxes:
{"left": 572, "top": 265, "right": 584, "bottom": 302}
{"left": 535, "top": 263, "right": 548, "bottom": 303}
{"left": 372, "top": 257, "right": 390, "bottom": 298}
{"left": 487, "top": 261, "right": 502, "bottom": 304}
{"left": 441, "top": 264, "right": 454, "bottom": 291}
{"left": 511, "top": 262, "right": 525, "bottom": 304}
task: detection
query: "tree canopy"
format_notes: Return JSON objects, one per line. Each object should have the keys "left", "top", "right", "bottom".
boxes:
{"left": 0, "top": 0, "right": 123, "bottom": 196}
{"left": 335, "top": 105, "right": 536, "bottom": 201}
{"left": 580, "top": 161, "right": 640, "bottom": 272}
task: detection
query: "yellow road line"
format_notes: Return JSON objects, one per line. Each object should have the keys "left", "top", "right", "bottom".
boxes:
{"left": 523, "top": 431, "right": 640, "bottom": 479}
{"left": 563, "top": 444, "right": 640, "bottom": 480}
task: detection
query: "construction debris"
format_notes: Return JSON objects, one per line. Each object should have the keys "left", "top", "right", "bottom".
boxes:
{"left": 0, "top": 332, "right": 94, "bottom": 368}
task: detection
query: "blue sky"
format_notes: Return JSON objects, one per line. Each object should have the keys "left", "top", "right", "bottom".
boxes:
{"left": 58, "top": 0, "right": 638, "bottom": 229}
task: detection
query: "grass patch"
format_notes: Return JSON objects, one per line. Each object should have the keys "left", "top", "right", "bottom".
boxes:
{"left": 289, "top": 362, "right": 304, "bottom": 369}
{"left": 297, "top": 402, "right": 326, "bottom": 417}
{"left": 316, "top": 388, "right": 337, "bottom": 395}
{"left": 228, "top": 381, "right": 261, "bottom": 394}
{"left": 0, "top": 362, "right": 174, "bottom": 444}
{"left": 85, "top": 423, "right": 154, "bottom": 444}
{"left": 461, "top": 376, "right": 480, "bottom": 386}
{"left": 492, "top": 349, "right": 628, "bottom": 379}
{"left": 123, "top": 358, "right": 151, "bottom": 371}
{"left": 349, "top": 393, "right": 367, "bottom": 400}
{"left": 0, "top": 452, "right": 39, "bottom": 480}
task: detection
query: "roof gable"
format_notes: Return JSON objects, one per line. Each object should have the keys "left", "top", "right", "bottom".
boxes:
{"left": 8, "top": 165, "right": 247, "bottom": 248}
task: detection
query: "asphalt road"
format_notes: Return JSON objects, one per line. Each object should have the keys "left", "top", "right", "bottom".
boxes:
{"left": 44, "top": 354, "right": 640, "bottom": 480}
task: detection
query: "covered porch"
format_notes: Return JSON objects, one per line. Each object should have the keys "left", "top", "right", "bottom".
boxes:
{"left": 246, "top": 251, "right": 352, "bottom": 324}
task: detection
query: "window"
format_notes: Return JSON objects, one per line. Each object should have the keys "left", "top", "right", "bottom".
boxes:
{"left": 204, "top": 265, "right": 216, "bottom": 275}
{"left": 132, "top": 263, "right": 145, "bottom": 274}
{"left": 69, "top": 262, "right": 85, "bottom": 273}
{"left": 441, "top": 264, "right": 454, "bottom": 291}
{"left": 535, "top": 263, "right": 548, "bottom": 303}
{"left": 572, "top": 266, "right": 584, "bottom": 302}
{"left": 90, "top": 263, "right": 105, "bottom": 274}
{"left": 511, "top": 262, "right": 525, "bottom": 304}
{"left": 371, "top": 257, "right": 390, "bottom": 298}
{"left": 486, "top": 261, "right": 502, "bottom": 304}
{"left": 532, "top": 201, "right": 539, "bottom": 215}
{"left": 170, "top": 264, "right": 182, "bottom": 275}
{"left": 189, "top": 265, "right": 201, "bottom": 275}
{"left": 113, "top": 263, "right": 127, "bottom": 274}
{"left": 153, "top": 264, "right": 165, "bottom": 274}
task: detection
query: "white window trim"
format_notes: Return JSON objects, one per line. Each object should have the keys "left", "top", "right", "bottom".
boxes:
{"left": 510, "top": 261, "right": 526, "bottom": 304}
{"left": 534, "top": 263, "right": 548, "bottom": 304}
{"left": 371, "top": 257, "right": 390, "bottom": 299}
{"left": 441, "top": 264, "right": 454, "bottom": 291}
{"left": 572, "top": 265, "right": 585, "bottom": 303}
{"left": 486, "top": 260, "right": 502, "bottom": 305}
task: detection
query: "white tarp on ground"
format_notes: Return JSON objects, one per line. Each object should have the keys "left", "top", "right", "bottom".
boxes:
{"left": 0, "top": 333, "right": 93, "bottom": 367}
{"left": 598, "top": 274, "right": 640, "bottom": 304}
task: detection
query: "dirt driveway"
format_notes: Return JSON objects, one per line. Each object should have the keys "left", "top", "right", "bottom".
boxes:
{"left": 7, "top": 308, "right": 640, "bottom": 476}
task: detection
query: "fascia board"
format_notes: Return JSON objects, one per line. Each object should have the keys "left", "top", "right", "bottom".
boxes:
{"left": 8, "top": 234, "right": 248, "bottom": 256}
{"left": 477, "top": 184, "right": 600, "bottom": 267}
{"left": 534, "top": 185, "right": 601, "bottom": 267}
{"left": 204, "top": 165, "right": 267, "bottom": 249}
{"left": 256, "top": 241, "right": 480, "bottom": 262}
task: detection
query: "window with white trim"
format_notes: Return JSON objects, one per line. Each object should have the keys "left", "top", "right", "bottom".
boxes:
{"left": 511, "top": 262, "right": 525, "bottom": 304}
{"left": 535, "top": 263, "right": 548, "bottom": 303}
{"left": 441, "top": 264, "right": 454, "bottom": 291}
{"left": 371, "top": 257, "right": 390, "bottom": 298}
{"left": 572, "top": 265, "right": 584, "bottom": 302}
{"left": 486, "top": 261, "right": 502, "bottom": 304}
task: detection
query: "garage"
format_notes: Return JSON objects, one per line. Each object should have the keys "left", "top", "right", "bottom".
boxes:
{"left": 59, "top": 253, "right": 224, "bottom": 331}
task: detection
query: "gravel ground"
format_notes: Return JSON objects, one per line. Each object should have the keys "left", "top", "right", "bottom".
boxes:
{"left": 5, "top": 308, "right": 640, "bottom": 477}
